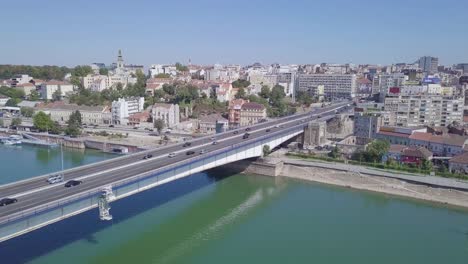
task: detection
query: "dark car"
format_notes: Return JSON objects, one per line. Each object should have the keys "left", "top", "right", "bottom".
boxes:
{"left": 266, "top": 129, "right": 271, "bottom": 132}
{"left": 109, "top": 124, "right": 114, "bottom": 128}
{"left": 186, "top": 150, "right": 195, "bottom": 155}
{"left": 245, "top": 127, "right": 251, "bottom": 131}
{"left": 143, "top": 154, "right": 153, "bottom": 159}
{"left": 65, "top": 180, "right": 82, "bottom": 188}
{"left": 233, "top": 131, "right": 239, "bottom": 135}
{"left": 243, "top": 133, "right": 250, "bottom": 139}
{"left": 183, "top": 142, "right": 192, "bottom": 147}
{"left": 0, "top": 198, "right": 18, "bottom": 206}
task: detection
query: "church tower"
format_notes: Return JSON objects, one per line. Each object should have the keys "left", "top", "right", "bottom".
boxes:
{"left": 117, "top": 49, "right": 124, "bottom": 69}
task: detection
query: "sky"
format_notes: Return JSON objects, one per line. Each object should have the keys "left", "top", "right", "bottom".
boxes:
{"left": 1, "top": 0, "right": 467, "bottom": 67}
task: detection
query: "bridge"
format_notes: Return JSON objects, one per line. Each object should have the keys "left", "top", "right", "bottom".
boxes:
{"left": 0, "top": 102, "right": 349, "bottom": 243}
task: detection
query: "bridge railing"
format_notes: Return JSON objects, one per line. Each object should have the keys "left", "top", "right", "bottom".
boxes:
{"left": 0, "top": 122, "right": 308, "bottom": 227}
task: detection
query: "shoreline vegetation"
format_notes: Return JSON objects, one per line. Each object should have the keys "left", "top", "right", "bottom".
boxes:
{"left": 276, "top": 155, "right": 468, "bottom": 210}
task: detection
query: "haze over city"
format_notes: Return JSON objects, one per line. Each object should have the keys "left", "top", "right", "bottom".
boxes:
{"left": 1, "top": 0, "right": 467, "bottom": 66}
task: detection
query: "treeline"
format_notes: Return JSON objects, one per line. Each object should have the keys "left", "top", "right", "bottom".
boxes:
{"left": 0, "top": 65, "right": 71, "bottom": 80}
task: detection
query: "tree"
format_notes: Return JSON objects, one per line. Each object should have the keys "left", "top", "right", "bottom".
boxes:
{"left": 296, "top": 91, "right": 313, "bottom": 106}
{"left": 0, "top": 119, "right": 3, "bottom": 127}
{"left": 259, "top": 85, "right": 270, "bottom": 99}
{"left": 232, "top": 79, "right": 250, "bottom": 88}
{"left": 154, "top": 118, "right": 165, "bottom": 134}
{"left": 363, "top": 140, "right": 390, "bottom": 163}
{"left": 52, "top": 89, "right": 62, "bottom": 101}
{"left": 33, "top": 111, "right": 55, "bottom": 132}
{"left": 65, "top": 110, "right": 82, "bottom": 137}
{"left": 21, "top": 107, "right": 34, "bottom": 117}
{"left": 175, "top": 62, "right": 189, "bottom": 72}
{"left": 162, "top": 84, "right": 175, "bottom": 95}
{"left": 421, "top": 158, "right": 433, "bottom": 171}
{"left": 263, "top": 145, "right": 271, "bottom": 157}
{"left": 11, "top": 117, "right": 22, "bottom": 127}
{"left": 328, "top": 146, "right": 340, "bottom": 159}
{"left": 72, "top": 65, "right": 93, "bottom": 77}
{"left": 235, "top": 87, "right": 247, "bottom": 99}
{"left": 29, "top": 90, "right": 41, "bottom": 101}
{"left": 5, "top": 98, "right": 19, "bottom": 107}
{"left": 99, "top": 68, "right": 109, "bottom": 75}
{"left": 154, "top": 73, "right": 171, "bottom": 78}
{"left": 270, "top": 85, "right": 286, "bottom": 105}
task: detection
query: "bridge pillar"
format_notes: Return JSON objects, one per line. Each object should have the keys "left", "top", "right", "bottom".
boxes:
{"left": 302, "top": 121, "right": 327, "bottom": 149}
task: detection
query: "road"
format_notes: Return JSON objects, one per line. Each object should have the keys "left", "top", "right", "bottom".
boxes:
{"left": 0, "top": 102, "right": 349, "bottom": 220}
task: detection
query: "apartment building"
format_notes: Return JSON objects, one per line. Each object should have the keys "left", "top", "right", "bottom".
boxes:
{"left": 239, "top": 102, "right": 267, "bottom": 126}
{"left": 152, "top": 103, "right": 180, "bottom": 128}
{"left": 296, "top": 74, "right": 357, "bottom": 99}
{"left": 111, "top": 97, "right": 145, "bottom": 125}
{"left": 40, "top": 81, "right": 74, "bottom": 100}
{"left": 384, "top": 95, "right": 463, "bottom": 127}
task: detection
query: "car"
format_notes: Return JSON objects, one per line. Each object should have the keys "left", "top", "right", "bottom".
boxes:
{"left": 233, "top": 131, "right": 239, "bottom": 135}
{"left": 266, "top": 129, "right": 271, "bottom": 132}
{"left": 47, "top": 174, "right": 64, "bottom": 184}
{"left": 165, "top": 131, "right": 171, "bottom": 134}
{"left": 109, "top": 124, "right": 114, "bottom": 128}
{"left": 144, "top": 127, "right": 150, "bottom": 131}
{"left": 186, "top": 150, "right": 195, "bottom": 155}
{"left": 143, "top": 154, "right": 153, "bottom": 159}
{"left": 279, "top": 125, "right": 284, "bottom": 128}
{"left": 245, "top": 127, "right": 251, "bottom": 131}
{"left": 133, "top": 127, "right": 138, "bottom": 130}
{"left": 210, "top": 137, "right": 216, "bottom": 140}
{"left": 212, "top": 141, "right": 218, "bottom": 145}
{"left": 183, "top": 142, "right": 192, "bottom": 147}
{"left": 243, "top": 133, "right": 250, "bottom": 139}
{"left": 168, "top": 153, "right": 176, "bottom": 158}
{"left": 149, "top": 129, "right": 154, "bottom": 132}
{"left": 65, "top": 180, "right": 82, "bottom": 188}
{"left": 318, "top": 115, "right": 322, "bottom": 118}
{"left": 274, "top": 125, "right": 279, "bottom": 128}
{"left": 199, "top": 149, "right": 206, "bottom": 154}
{"left": 0, "top": 198, "right": 18, "bottom": 206}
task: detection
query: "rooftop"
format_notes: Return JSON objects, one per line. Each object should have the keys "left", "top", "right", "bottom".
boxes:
{"left": 36, "top": 101, "right": 109, "bottom": 112}
{"left": 199, "top": 114, "right": 228, "bottom": 124}
{"left": 241, "top": 102, "right": 265, "bottom": 111}
{"left": 409, "top": 132, "right": 467, "bottom": 147}
{"left": 450, "top": 152, "right": 468, "bottom": 165}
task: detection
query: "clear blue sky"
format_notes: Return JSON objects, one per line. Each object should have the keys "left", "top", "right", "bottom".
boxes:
{"left": 1, "top": 0, "right": 467, "bottom": 67}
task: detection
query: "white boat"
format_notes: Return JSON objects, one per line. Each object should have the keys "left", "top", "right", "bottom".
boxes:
{"left": 1, "top": 139, "right": 22, "bottom": 145}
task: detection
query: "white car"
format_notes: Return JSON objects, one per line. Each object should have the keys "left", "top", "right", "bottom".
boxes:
{"left": 47, "top": 174, "right": 64, "bottom": 184}
{"left": 168, "top": 153, "right": 176, "bottom": 158}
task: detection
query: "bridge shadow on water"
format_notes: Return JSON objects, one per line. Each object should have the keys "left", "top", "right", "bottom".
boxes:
{"left": 0, "top": 165, "right": 245, "bottom": 264}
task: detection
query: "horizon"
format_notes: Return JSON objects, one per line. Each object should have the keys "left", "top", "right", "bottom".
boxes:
{"left": 1, "top": 0, "right": 467, "bottom": 67}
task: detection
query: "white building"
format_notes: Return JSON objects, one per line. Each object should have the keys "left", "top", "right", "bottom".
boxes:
{"left": 0, "top": 95, "right": 10, "bottom": 106}
{"left": 35, "top": 101, "right": 111, "bottom": 125}
{"left": 296, "top": 74, "right": 357, "bottom": 99}
{"left": 111, "top": 97, "right": 145, "bottom": 125}
{"left": 152, "top": 103, "right": 180, "bottom": 128}
{"left": 148, "top": 64, "right": 177, "bottom": 77}
{"left": 10, "top": 74, "right": 33, "bottom": 87}
{"left": 40, "top": 81, "right": 74, "bottom": 100}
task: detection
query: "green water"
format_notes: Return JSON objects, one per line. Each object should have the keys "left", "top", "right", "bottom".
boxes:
{"left": 26, "top": 174, "right": 468, "bottom": 264}
{"left": 0, "top": 144, "right": 115, "bottom": 184}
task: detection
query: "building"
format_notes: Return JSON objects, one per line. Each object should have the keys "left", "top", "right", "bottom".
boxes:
{"left": 198, "top": 114, "right": 228, "bottom": 134}
{"left": 111, "top": 97, "right": 145, "bottom": 125}
{"left": 228, "top": 99, "right": 248, "bottom": 128}
{"left": 408, "top": 132, "right": 467, "bottom": 157}
{"left": 240, "top": 102, "right": 267, "bottom": 126}
{"left": 449, "top": 152, "right": 468, "bottom": 173}
{"left": 39, "top": 81, "right": 74, "bottom": 100}
{"left": 128, "top": 111, "right": 151, "bottom": 126}
{"left": 353, "top": 112, "right": 384, "bottom": 139}
{"left": 152, "top": 103, "right": 180, "bottom": 128}
{"left": 296, "top": 74, "right": 357, "bottom": 99}
{"left": 0, "top": 95, "right": 10, "bottom": 106}
{"left": 35, "top": 101, "right": 111, "bottom": 125}
{"left": 383, "top": 145, "right": 433, "bottom": 166}
{"left": 10, "top": 74, "right": 33, "bottom": 87}
{"left": 384, "top": 95, "right": 463, "bottom": 127}
{"left": 418, "top": 56, "right": 439, "bottom": 74}
{"left": 14, "top": 82, "right": 36, "bottom": 96}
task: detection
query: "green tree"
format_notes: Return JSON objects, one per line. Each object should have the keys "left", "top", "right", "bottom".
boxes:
{"left": 52, "top": 89, "right": 62, "bottom": 101}
{"left": 154, "top": 118, "right": 165, "bottom": 134}
{"left": 363, "top": 140, "right": 390, "bottom": 163}
{"left": 232, "top": 79, "right": 250, "bottom": 88}
{"left": 0, "top": 119, "right": 4, "bottom": 127}
{"left": 5, "top": 98, "right": 19, "bottom": 107}
{"left": 270, "top": 85, "right": 286, "bottom": 105}
{"left": 175, "top": 62, "right": 189, "bottom": 72}
{"left": 162, "top": 84, "right": 175, "bottom": 95}
{"left": 259, "top": 85, "right": 270, "bottom": 99}
{"left": 421, "top": 158, "right": 433, "bottom": 171}
{"left": 29, "top": 90, "right": 41, "bottom": 101}
{"left": 21, "top": 107, "right": 34, "bottom": 117}
{"left": 328, "top": 146, "right": 340, "bottom": 159}
{"left": 296, "top": 91, "right": 313, "bottom": 106}
{"left": 154, "top": 73, "right": 171, "bottom": 78}
{"left": 235, "top": 87, "right": 247, "bottom": 99}
{"left": 33, "top": 111, "right": 55, "bottom": 132}
{"left": 11, "top": 117, "right": 22, "bottom": 127}
{"left": 99, "top": 68, "right": 109, "bottom": 75}
{"left": 72, "top": 65, "right": 93, "bottom": 77}
{"left": 263, "top": 145, "right": 271, "bottom": 157}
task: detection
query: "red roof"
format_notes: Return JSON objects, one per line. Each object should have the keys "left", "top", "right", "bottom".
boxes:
{"left": 241, "top": 102, "right": 265, "bottom": 111}
{"left": 409, "top": 132, "right": 467, "bottom": 147}
{"left": 376, "top": 131, "right": 410, "bottom": 138}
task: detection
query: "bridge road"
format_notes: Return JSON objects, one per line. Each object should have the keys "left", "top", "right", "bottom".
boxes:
{"left": 0, "top": 103, "right": 349, "bottom": 220}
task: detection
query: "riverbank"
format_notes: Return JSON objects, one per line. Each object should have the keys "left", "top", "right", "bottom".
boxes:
{"left": 279, "top": 160, "right": 468, "bottom": 209}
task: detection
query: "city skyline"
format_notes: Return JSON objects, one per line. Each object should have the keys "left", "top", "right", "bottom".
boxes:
{"left": 1, "top": 0, "right": 467, "bottom": 67}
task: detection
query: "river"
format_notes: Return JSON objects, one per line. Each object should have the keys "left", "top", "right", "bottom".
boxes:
{"left": 1, "top": 145, "right": 468, "bottom": 263}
